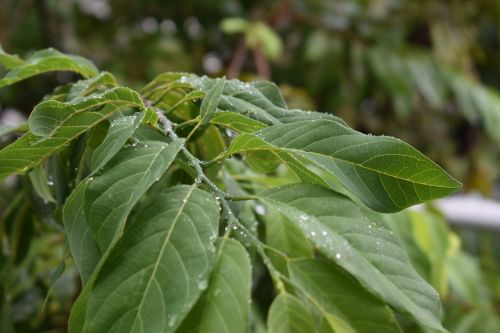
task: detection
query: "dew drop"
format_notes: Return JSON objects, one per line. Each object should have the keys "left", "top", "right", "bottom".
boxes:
{"left": 255, "top": 204, "right": 266, "bottom": 216}
{"left": 310, "top": 231, "right": 316, "bottom": 236}
{"left": 168, "top": 315, "right": 177, "bottom": 327}
{"left": 335, "top": 253, "right": 341, "bottom": 259}
{"left": 198, "top": 280, "right": 208, "bottom": 290}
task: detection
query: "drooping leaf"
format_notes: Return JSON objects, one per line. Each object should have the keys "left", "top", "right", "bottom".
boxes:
{"left": 0, "top": 87, "right": 144, "bottom": 181}
{"left": 0, "top": 48, "right": 98, "bottom": 88}
{"left": 289, "top": 258, "right": 402, "bottom": 333}
{"left": 90, "top": 113, "right": 144, "bottom": 172}
{"left": 267, "top": 293, "right": 316, "bottom": 333}
{"left": 84, "top": 185, "right": 219, "bottom": 333}
{"left": 0, "top": 45, "right": 25, "bottom": 69}
{"left": 85, "top": 139, "right": 183, "bottom": 252}
{"left": 200, "top": 77, "right": 225, "bottom": 125}
{"left": 63, "top": 181, "right": 100, "bottom": 284}
{"left": 229, "top": 119, "right": 461, "bottom": 212}
{"left": 258, "top": 183, "right": 445, "bottom": 331}
{"left": 178, "top": 238, "right": 251, "bottom": 333}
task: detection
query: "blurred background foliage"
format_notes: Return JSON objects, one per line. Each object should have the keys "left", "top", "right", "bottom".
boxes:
{"left": 0, "top": 0, "right": 499, "bottom": 332}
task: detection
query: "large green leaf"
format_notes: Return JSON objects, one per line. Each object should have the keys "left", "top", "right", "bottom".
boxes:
{"left": 289, "top": 258, "right": 401, "bottom": 333}
{"left": 258, "top": 184, "right": 444, "bottom": 331}
{"left": 229, "top": 119, "right": 461, "bottom": 212}
{"left": 84, "top": 185, "right": 219, "bottom": 333}
{"left": 267, "top": 293, "right": 316, "bottom": 333}
{"left": 63, "top": 181, "right": 100, "bottom": 284}
{"left": 178, "top": 238, "right": 251, "bottom": 333}
{"left": 0, "top": 87, "right": 144, "bottom": 181}
{"left": 85, "top": 139, "right": 183, "bottom": 252}
{"left": 0, "top": 48, "right": 98, "bottom": 88}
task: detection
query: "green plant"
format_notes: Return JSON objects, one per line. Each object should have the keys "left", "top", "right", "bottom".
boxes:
{"left": 0, "top": 47, "right": 462, "bottom": 332}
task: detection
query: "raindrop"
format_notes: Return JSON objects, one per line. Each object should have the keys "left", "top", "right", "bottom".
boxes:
{"left": 47, "top": 178, "right": 54, "bottom": 186}
{"left": 321, "top": 231, "right": 328, "bottom": 236}
{"left": 168, "top": 315, "right": 177, "bottom": 327}
{"left": 255, "top": 204, "right": 266, "bottom": 216}
{"left": 197, "top": 280, "right": 208, "bottom": 290}
{"left": 335, "top": 253, "right": 342, "bottom": 259}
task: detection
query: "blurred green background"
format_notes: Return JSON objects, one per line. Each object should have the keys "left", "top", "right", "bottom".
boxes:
{"left": 0, "top": 0, "right": 499, "bottom": 332}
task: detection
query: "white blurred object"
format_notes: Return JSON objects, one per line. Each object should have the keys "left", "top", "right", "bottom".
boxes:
{"left": 0, "top": 108, "right": 26, "bottom": 127}
{"left": 415, "top": 193, "right": 500, "bottom": 229}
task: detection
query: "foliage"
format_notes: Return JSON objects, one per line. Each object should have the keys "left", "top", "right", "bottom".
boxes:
{"left": 0, "top": 47, "right": 464, "bottom": 332}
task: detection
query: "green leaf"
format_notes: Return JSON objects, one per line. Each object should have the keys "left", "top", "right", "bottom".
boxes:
{"left": 267, "top": 294, "right": 316, "bottom": 333}
{"left": 258, "top": 184, "right": 444, "bottom": 331}
{"left": 150, "top": 74, "right": 346, "bottom": 126}
{"left": 85, "top": 185, "right": 219, "bottom": 333}
{"left": 200, "top": 77, "right": 225, "bottom": 125}
{"left": 0, "top": 87, "right": 144, "bottom": 181}
{"left": 91, "top": 113, "right": 144, "bottom": 172}
{"left": 289, "top": 258, "right": 402, "bottom": 333}
{"left": 63, "top": 181, "right": 100, "bottom": 284}
{"left": 230, "top": 119, "right": 461, "bottom": 212}
{"left": 0, "top": 48, "right": 98, "bottom": 88}
{"left": 0, "top": 45, "right": 25, "bottom": 69}
{"left": 85, "top": 139, "right": 183, "bottom": 252}
{"left": 210, "top": 111, "right": 266, "bottom": 133}
{"left": 28, "top": 87, "right": 142, "bottom": 137}
{"left": 67, "top": 71, "right": 118, "bottom": 100}
{"left": 178, "top": 238, "right": 251, "bottom": 333}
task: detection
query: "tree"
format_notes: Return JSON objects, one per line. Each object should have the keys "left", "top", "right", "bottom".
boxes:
{"left": 0, "top": 47, "right": 461, "bottom": 332}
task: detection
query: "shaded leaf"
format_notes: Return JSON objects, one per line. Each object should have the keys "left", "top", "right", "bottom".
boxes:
{"left": 289, "top": 258, "right": 401, "bottom": 333}
{"left": 267, "top": 293, "right": 316, "bottom": 333}
{"left": 63, "top": 181, "right": 100, "bottom": 284}
{"left": 178, "top": 238, "right": 251, "bottom": 333}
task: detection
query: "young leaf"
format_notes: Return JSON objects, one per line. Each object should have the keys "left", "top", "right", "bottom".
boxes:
{"left": 85, "top": 139, "right": 183, "bottom": 252}
{"left": 177, "top": 238, "right": 251, "bottom": 333}
{"left": 289, "top": 258, "right": 402, "bottom": 333}
{"left": 267, "top": 294, "right": 316, "bottom": 333}
{"left": 258, "top": 183, "right": 444, "bottom": 331}
{"left": 63, "top": 181, "right": 100, "bottom": 284}
{"left": 0, "top": 87, "right": 144, "bottom": 181}
{"left": 85, "top": 185, "right": 220, "bottom": 333}
{"left": 90, "top": 113, "right": 144, "bottom": 172}
{"left": 0, "top": 48, "right": 98, "bottom": 88}
{"left": 200, "top": 77, "right": 225, "bottom": 125}
{"left": 230, "top": 119, "right": 461, "bottom": 212}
